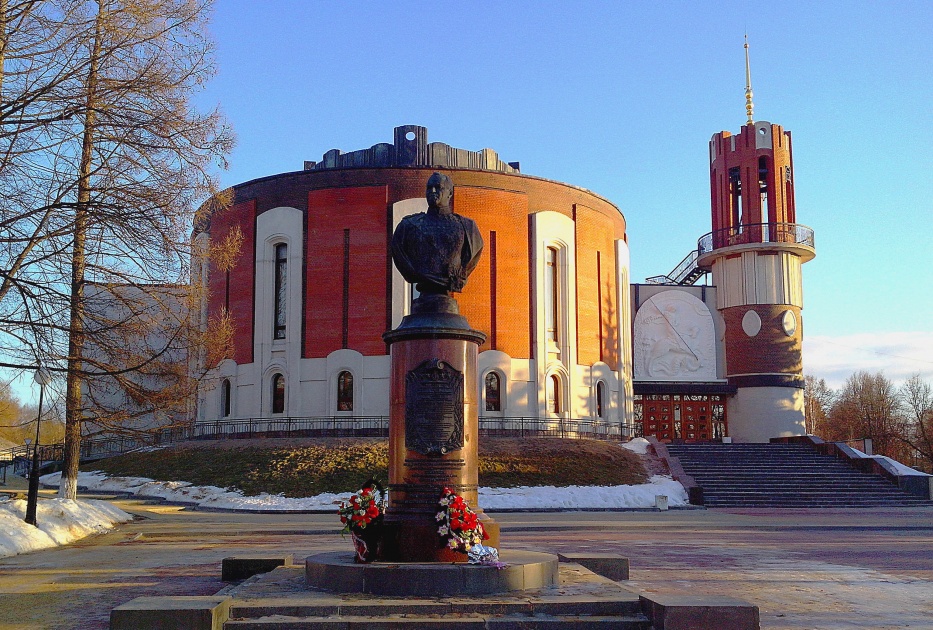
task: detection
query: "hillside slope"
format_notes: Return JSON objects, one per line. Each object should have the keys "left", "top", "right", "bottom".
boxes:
{"left": 84, "top": 437, "right": 648, "bottom": 497}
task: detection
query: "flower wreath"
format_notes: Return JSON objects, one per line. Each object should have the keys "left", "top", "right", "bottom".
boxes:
{"left": 436, "top": 486, "right": 488, "bottom": 553}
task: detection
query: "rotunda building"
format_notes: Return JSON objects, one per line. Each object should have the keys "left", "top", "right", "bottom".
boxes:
{"left": 194, "top": 125, "right": 635, "bottom": 430}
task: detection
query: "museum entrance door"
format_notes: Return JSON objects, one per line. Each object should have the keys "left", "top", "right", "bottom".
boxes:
{"left": 634, "top": 394, "right": 727, "bottom": 441}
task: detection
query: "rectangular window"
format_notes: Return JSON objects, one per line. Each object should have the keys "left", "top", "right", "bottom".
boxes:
{"left": 273, "top": 243, "right": 287, "bottom": 339}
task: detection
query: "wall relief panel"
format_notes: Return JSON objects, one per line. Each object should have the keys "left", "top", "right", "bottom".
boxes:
{"left": 633, "top": 291, "right": 717, "bottom": 381}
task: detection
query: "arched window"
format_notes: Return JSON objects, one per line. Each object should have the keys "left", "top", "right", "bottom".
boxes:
{"left": 545, "top": 247, "right": 559, "bottom": 345}
{"left": 547, "top": 374, "right": 561, "bottom": 414}
{"left": 596, "top": 381, "right": 605, "bottom": 418}
{"left": 337, "top": 370, "right": 354, "bottom": 412}
{"left": 485, "top": 372, "right": 501, "bottom": 412}
{"left": 221, "top": 379, "right": 231, "bottom": 418}
{"left": 271, "top": 373, "right": 285, "bottom": 414}
{"left": 273, "top": 243, "right": 287, "bottom": 339}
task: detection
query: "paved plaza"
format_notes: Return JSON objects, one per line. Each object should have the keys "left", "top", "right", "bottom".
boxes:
{"left": 0, "top": 494, "right": 931, "bottom": 629}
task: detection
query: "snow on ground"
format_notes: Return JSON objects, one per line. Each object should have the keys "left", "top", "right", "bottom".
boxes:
{"left": 0, "top": 497, "right": 131, "bottom": 559}
{"left": 40, "top": 470, "right": 688, "bottom": 512}
{"left": 620, "top": 437, "right": 651, "bottom": 455}
{"left": 4, "top": 467, "right": 683, "bottom": 561}
{"left": 480, "top": 476, "right": 687, "bottom": 510}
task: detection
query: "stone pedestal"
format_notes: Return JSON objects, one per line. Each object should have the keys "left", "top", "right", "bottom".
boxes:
{"left": 381, "top": 296, "right": 499, "bottom": 562}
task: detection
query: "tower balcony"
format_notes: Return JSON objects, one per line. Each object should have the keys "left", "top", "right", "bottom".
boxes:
{"left": 697, "top": 222, "right": 815, "bottom": 269}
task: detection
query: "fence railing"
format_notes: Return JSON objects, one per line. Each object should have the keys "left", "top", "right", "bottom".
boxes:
{"left": 1, "top": 444, "right": 64, "bottom": 478}
{"left": 1, "top": 415, "right": 644, "bottom": 469}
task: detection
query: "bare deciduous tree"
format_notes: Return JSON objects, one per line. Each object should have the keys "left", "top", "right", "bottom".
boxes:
{"left": 803, "top": 374, "right": 834, "bottom": 436}
{"left": 0, "top": 0, "right": 234, "bottom": 499}
{"left": 899, "top": 374, "right": 933, "bottom": 472}
{"left": 827, "top": 371, "right": 909, "bottom": 462}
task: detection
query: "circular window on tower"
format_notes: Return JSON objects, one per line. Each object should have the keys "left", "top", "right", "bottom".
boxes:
{"left": 782, "top": 310, "right": 798, "bottom": 337}
{"left": 742, "top": 310, "right": 762, "bottom": 337}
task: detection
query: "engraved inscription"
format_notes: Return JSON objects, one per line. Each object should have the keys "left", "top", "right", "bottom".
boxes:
{"left": 403, "top": 458, "right": 465, "bottom": 485}
{"left": 405, "top": 359, "right": 464, "bottom": 456}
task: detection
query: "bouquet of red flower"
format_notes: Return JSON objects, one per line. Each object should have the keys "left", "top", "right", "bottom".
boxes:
{"left": 337, "top": 481, "right": 385, "bottom": 536}
{"left": 336, "top": 480, "right": 386, "bottom": 562}
{"left": 436, "top": 486, "right": 489, "bottom": 553}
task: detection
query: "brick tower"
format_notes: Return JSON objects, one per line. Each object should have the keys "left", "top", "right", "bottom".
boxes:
{"left": 696, "top": 39, "right": 816, "bottom": 442}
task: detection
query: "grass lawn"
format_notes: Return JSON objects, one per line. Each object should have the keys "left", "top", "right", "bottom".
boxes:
{"left": 83, "top": 437, "right": 648, "bottom": 497}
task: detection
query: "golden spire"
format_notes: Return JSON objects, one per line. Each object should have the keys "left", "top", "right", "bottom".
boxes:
{"left": 744, "top": 34, "right": 754, "bottom": 125}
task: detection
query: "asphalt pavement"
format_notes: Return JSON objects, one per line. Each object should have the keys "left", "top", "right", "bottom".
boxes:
{"left": 0, "top": 495, "right": 930, "bottom": 629}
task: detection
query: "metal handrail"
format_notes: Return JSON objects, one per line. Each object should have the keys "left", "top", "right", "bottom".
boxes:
{"left": 698, "top": 222, "right": 815, "bottom": 256}
{"left": 1, "top": 415, "right": 644, "bottom": 465}
{"left": 646, "top": 249, "right": 701, "bottom": 285}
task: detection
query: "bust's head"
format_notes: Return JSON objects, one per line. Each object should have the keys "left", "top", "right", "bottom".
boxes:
{"left": 425, "top": 172, "right": 453, "bottom": 214}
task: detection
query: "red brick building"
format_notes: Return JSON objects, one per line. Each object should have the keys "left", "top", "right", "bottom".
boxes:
{"left": 195, "top": 126, "right": 634, "bottom": 430}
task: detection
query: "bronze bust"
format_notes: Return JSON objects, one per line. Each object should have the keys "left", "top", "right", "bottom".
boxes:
{"left": 391, "top": 172, "right": 483, "bottom": 296}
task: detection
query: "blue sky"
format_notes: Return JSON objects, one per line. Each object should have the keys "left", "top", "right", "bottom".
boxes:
{"left": 199, "top": 1, "right": 932, "bottom": 388}
{"left": 7, "top": 1, "right": 932, "bottom": 404}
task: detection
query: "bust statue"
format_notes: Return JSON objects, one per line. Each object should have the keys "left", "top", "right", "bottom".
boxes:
{"left": 391, "top": 172, "right": 483, "bottom": 296}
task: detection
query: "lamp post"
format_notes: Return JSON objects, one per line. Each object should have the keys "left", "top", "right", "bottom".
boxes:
{"left": 24, "top": 367, "right": 51, "bottom": 527}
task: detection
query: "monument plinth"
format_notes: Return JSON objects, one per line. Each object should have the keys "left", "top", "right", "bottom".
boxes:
{"left": 379, "top": 173, "right": 499, "bottom": 562}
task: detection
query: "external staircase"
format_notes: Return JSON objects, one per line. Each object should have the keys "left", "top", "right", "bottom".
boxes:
{"left": 645, "top": 249, "right": 705, "bottom": 286}
{"left": 665, "top": 442, "right": 931, "bottom": 508}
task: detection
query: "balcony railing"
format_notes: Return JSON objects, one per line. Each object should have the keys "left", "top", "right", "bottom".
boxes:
{"left": 698, "top": 222, "right": 815, "bottom": 256}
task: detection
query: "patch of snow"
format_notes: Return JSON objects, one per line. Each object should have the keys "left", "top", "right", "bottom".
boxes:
{"left": 620, "top": 437, "right": 651, "bottom": 455}
{"left": 0, "top": 497, "right": 131, "bottom": 559}
{"left": 41, "top": 470, "right": 688, "bottom": 511}
{"left": 845, "top": 449, "right": 929, "bottom": 476}
{"left": 479, "top": 476, "right": 688, "bottom": 509}
{"left": 874, "top": 455, "right": 930, "bottom": 477}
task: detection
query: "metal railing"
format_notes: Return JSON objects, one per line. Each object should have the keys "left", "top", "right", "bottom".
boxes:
{"left": 193, "top": 415, "right": 642, "bottom": 442}
{"left": 698, "top": 222, "right": 815, "bottom": 256}
{"left": 1, "top": 415, "right": 644, "bottom": 468}
{"left": 193, "top": 416, "right": 390, "bottom": 439}
{"left": 1, "top": 444, "right": 64, "bottom": 478}
{"left": 478, "top": 417, "right": 642, "bottom": 440}
{"left": 646, "top": 249, "right": 704, "bottom": 286}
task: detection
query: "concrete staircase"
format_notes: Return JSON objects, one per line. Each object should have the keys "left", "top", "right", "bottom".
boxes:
{"left": 666, "top": 442, "right": 931, "bottom": 508}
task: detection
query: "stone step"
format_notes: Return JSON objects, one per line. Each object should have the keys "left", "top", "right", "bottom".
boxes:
{"left": 677, "top": 462, "right": 848, "bottom": 466}
{"left": 665, "top": 443, "right": 927, "bottom": 508}
{"left": 705, "top": 501, "right": 916, "bottom": 510}
{"left": 691, "top": 473, "right": 871, "bottom": 479}
{"left": 690, "top": 476, "right": 889, "bottom": 482}
{"left": 701, "top": 492, "right": 927, "bottom": 500}
{"left": 225, "top": 614, "right": 653, "bottom": 628}
{"left": 692, "top": 480, "right": 901, "bottom": 487}
{"left": 702, "top": 493, "right": 925, "bottom": 502}
{"left": 673, "top": 460, "right": 849, "bottom": 466}
{"left": 229, "top": 595, "right": 645, "bottom": 620}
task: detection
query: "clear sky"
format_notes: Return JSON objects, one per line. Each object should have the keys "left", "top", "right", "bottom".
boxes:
{"left": 198, "top": 0, "right": 932, "bottom": 389}
{"left": 7, "top": 1, "right": 932, "bottom": 403}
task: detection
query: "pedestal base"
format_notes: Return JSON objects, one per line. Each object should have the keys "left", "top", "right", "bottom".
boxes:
{"left": 379, "top": 512, "right": 500, "bottom": 562}
{"left": 305, "top": 550, "right": 558, "bottom": 596}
